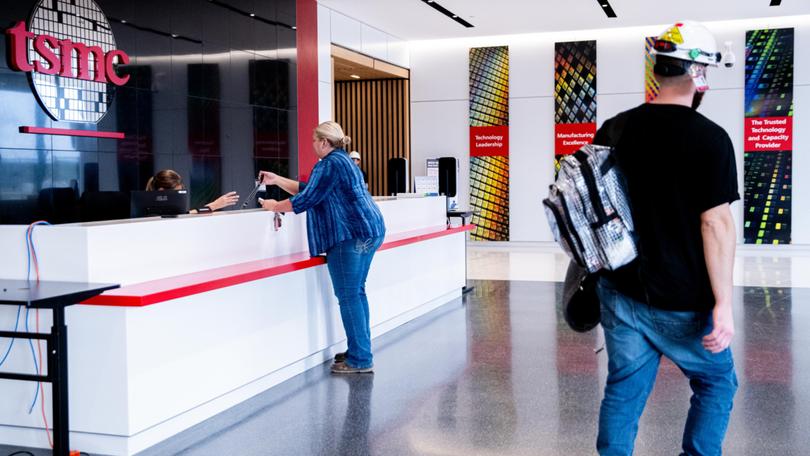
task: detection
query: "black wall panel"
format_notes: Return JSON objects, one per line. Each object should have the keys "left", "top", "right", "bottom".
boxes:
{"left": 0, "top": 0, "right": 298, "bottom": 223}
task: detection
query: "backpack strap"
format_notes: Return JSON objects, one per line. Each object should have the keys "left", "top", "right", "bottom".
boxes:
{"left": 597, "top": 110, "right": 633, "bottom": 175}
{"left": 573, "top": 150, "right": 611, "bottom": 225}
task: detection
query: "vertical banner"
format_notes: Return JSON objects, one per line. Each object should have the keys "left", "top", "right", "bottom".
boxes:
{"left": 469, "top": 46, "right": 509, "bottom": 241}
{"left": 744, "top": 28, "right": 794, "bottom": 245}
{"left": 554, "top": 41, "right": 597, "bottom": 172}
{"left": 644, "top": 37, "right": 661, "bottom": 102}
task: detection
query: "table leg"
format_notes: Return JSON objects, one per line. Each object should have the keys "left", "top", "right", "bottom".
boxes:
{"left": 462, "top": 225, "right": 474, "bottom": 295}
{"left": 50, "top": 306, "right": 70, "bottom": 456}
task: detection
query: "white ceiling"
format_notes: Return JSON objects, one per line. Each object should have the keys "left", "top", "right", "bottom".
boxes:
{"left": 317, "top": 0, "right": 810, "bottom": 41}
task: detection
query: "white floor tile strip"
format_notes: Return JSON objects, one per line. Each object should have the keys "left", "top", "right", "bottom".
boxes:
{"left": 467, "top": 242, "right": 810, "bottom": 288}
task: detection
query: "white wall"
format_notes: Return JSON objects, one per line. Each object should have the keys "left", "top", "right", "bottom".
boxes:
{"left": 316, "top": 3, "right": 410, "bottom": 123}
{"left": 409, "top": 15, "right": 810, "bottom": 245}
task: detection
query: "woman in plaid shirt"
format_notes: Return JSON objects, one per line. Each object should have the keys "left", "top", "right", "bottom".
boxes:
{"left": 259, "top": 121, "right": 386, "bottom": 374}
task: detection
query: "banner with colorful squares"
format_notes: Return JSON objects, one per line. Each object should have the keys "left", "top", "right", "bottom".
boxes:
{"left": 469, "top": 46, "right": 510, "bottom": 241}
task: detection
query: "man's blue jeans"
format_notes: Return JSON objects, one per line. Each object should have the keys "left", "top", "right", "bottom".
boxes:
{"left": 596, "top": 278, "right": 738, "bottom": 456}
{"left": 326, "top": 236, "right": 384, "bottom": 369}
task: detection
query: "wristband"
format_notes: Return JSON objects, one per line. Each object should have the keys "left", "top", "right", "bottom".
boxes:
{"left": 196, "top": 206, "right": 213, "bottom": 213}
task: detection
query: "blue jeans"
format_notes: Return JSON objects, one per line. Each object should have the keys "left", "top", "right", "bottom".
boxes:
{"left": 596, "top": 278, "right": 737, "bottom": 456}
{"left": 326, "top": 236, "right": 384, "bottom": 369}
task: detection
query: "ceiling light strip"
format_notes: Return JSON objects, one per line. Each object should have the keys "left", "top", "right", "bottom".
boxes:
{"left": 419, "top": 0, "right": 474, "bottom": 28}
{"left": 596, "top": 0, "right": 618, "bottom": 18}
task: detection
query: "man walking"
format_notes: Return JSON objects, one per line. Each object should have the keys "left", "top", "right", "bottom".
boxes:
{"left": 594, "top": 21, "right": 738, "bottom": 456}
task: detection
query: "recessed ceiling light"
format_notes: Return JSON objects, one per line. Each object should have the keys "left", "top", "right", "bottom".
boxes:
{"left": 171, "top": 34, "right": 178, "bottom": 38}
{"left": 207, "top": 0, "right": 295, "bottom": 30}
{"left": 120, "top": 19, "right": 127, "bottom": 23}
{"left": 350, "top": 74, "right": 361, "bottom": 79}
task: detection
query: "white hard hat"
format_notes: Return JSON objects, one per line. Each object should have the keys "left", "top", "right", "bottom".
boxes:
{"left": 653, "top": 21, "right": 720, "bottom": 67}
{"left": 349, "top": 151, "right": 361, "bottom": 160}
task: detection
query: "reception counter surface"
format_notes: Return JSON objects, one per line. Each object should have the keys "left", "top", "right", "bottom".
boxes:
{"left": 0, "top": 196, "right": 468, "bottom": 455}
{"left": 81, "top": 225, "right": 471, "bottom": 308}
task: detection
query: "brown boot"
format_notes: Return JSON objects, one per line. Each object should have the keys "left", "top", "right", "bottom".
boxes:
{"left": 330, "top": 362, "right": 373, "bottom": 374}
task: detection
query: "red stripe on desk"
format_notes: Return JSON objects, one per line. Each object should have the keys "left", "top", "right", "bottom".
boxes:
{"left": 20, "top": 126, "right": 126, "bottom": 139}
{"left": 82, "top": 254, "right": 325, "bottom": 307}
{"left": 81, "top": 225, "right": 473, "bottom": 307}
{"left": 378, "top": 224, "right": 473, "bottom": 251}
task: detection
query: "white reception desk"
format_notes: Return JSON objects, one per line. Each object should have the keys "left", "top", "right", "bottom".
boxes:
{"left": 0, "top": 196, "right": 469, "bottom": 455}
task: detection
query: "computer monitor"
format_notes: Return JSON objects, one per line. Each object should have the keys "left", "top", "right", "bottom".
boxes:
{"left": 81, "top": 191, "right": 130, "bottom": 222}
{"left": 130, "top": 190, "right": 190, "bottom": 218}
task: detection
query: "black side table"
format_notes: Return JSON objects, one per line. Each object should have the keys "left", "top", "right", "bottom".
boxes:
{"left": 446, "top": 210, "right": 475, "bottom": 227}
{"left": 446, "top": 210, "right": 477, "bottom": 294}
{"left": 0, "top": 280, "right": 119, "bottom": 456}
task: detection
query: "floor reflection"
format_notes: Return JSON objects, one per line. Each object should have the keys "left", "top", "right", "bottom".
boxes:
{"left": 117, "top": 280, "right": 810, "bottom": 456}
{"left": 337, "top": 375, "right": 374, "bottom": 456}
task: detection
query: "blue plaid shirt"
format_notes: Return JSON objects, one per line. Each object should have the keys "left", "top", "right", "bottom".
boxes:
{"left": 291, "top": 149, "right": 386, "bottom": 256}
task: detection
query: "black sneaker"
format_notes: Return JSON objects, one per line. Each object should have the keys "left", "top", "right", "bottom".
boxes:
{"left": 334, "top": 351, "right": 348, "bottom": 363}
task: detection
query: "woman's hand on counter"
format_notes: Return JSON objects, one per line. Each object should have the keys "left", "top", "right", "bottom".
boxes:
{"left": 207, "top": 191, "right": 239, "bottom": 211}
{"left": 259, "top": 197, "right": 279, "bottom": 212}
{"left": 259, "top": 198, "right": 292, "bottom": 213}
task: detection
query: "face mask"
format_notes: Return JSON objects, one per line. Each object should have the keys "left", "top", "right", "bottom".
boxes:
{"left": 691, "top": 91, "right": 705, "bottom": 110}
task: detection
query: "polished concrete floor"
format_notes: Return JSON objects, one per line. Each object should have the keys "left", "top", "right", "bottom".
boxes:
{"left": 132, "top": 280, "right": 808, "bottom": 456}
{"left": 3, "top": 278, "right": 808, "bottom": 456}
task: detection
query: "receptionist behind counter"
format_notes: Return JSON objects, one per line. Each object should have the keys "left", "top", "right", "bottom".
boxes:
{"left": 146, "top": 169, "right": 239, "bottom": 214}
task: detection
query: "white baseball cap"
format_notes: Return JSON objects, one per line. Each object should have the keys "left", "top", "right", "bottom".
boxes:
{"left": 349, "top": 151, "right": 361, "bottom": 160}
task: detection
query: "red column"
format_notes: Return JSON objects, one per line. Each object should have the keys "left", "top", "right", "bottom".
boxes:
{"left": 296, "top": 0, "right": 319, "bottom": 182}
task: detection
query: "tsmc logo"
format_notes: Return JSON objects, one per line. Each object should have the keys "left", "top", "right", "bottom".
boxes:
{"left": 7, "top": 21, "right": 130, "bottom": 86}
{"left": 5, "top": 0, "right": 130, "bottom": 123}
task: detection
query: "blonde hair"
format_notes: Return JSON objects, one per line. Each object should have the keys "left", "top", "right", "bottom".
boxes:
{"left": 146, "top": 169, "right": 183, "bottom": 191}
{"left": 314, "top": 121, "right": 351, "bottom": 149}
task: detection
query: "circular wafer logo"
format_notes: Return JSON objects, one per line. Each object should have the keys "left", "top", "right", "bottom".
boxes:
{"left": 6, "top": 0, "right": 131, "bottom": 123}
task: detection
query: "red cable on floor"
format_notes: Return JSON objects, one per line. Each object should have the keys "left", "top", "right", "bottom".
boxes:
{"left": 28, "top": 222, "right": 53, "bottom": 448}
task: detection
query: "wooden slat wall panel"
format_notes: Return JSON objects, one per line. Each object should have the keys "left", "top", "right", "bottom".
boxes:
{"left": 334, "top": 79, "right": 411, "bottom": 196}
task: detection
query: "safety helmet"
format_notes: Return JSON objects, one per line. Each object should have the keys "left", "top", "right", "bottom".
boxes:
{"left": 349, "top": 151, "right": 361, "bottom": 160}
{"left": 653, "top": 21, "right": 720, "bottom": 67}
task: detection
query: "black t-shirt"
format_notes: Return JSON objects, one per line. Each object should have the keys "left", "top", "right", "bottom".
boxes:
{"left": 595, "top": 104, "right": 739, "bottom": 312}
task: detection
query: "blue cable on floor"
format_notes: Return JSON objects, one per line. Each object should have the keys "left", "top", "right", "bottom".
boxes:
{"left": 25, "top": 306, "right": 39, "bottom": 414}
{"left": 0, "top": 305, "right": 22, "bottom": 367}
{"left": 23, "top": 221, "right": 50, "bottom": 414}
